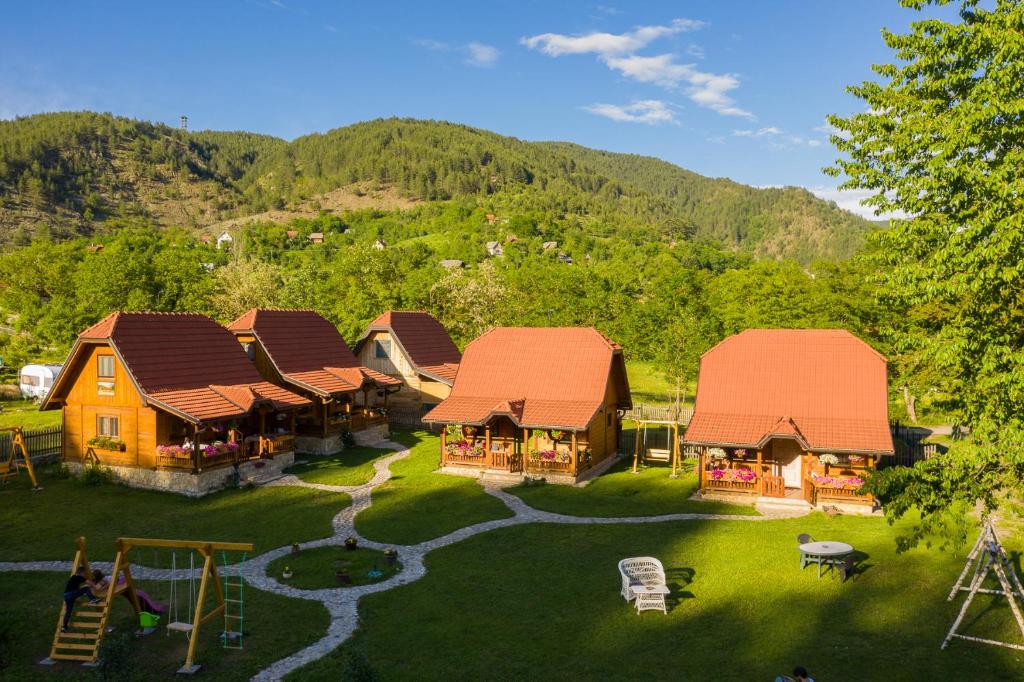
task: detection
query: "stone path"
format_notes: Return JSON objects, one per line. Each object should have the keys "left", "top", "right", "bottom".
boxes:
{"left": 2, "top": 441, "right": 809, "bottom": 680}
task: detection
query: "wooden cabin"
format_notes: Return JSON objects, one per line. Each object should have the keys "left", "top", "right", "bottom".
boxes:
{"left": 424, "top": 327, "right": 631, "bottom": 484}
{"left": 684, "top": 329, "right": 894, "bottom": 513}
{"left": 227, "top": 309, "right": 402, "bottom": 454}
{"left": 353, "top": 311, "right": 461, "bottom": 418}
{"left": 42, "top": 312, "right": 311, "bottom": 496}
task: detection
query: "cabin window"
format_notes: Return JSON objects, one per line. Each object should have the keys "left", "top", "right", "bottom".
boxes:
{"left": 242, "top": 342, "right": 255, "bottom": 361}
{"left": 375, "top": 339, "right": 391, "bottom": 359}
{"left": 20, "top": 374, "right": 40, "bottom": 386}
{"left": 97, "top": 415, "right": 119, "bottom": 438}
{"left": 97, "top": 355, "right": 115, "bottom": 395}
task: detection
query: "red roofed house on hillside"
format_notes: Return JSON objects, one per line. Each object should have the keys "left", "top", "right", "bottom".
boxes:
{"left": 353, "top": 311, "right": 461, "bottom": 417}
{"left": 684, "top": 329, "right": 894, "bottom": 513}
{"left": 424, "top": 327, "right": 631, "bottom": 484}
{"left": 227, "top": 309, "right": 402, "bottom": 454}
{"left": 42, "top": 312, "right": 311, "bottom": 496}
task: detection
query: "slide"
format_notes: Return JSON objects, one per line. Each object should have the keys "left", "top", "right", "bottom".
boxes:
{"left": 134, "top": 588, "right": 167, "bottom": 614}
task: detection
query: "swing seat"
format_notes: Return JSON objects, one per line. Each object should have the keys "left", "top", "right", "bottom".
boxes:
{"left": 167, "top": 622, "right": 194, "bottom": 634}
{"left": 645, "top": 448, "right": 671, "bottom": 463}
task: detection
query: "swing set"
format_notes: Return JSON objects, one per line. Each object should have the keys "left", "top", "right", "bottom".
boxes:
{"left": 0, "top": 426, "right": 41, "bottom": 490}
{"left": 45, "top": 536, "right": 252, "bottom": 675}
{"left": 631, "top": 419, "right": 683, "bottom": 477}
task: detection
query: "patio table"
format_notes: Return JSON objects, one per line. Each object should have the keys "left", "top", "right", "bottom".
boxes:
{"left": 799, "top": 541, "right": 853, "bottom": 578}
{"left": 630, "top": 584, "right": 670, "bottom": 614}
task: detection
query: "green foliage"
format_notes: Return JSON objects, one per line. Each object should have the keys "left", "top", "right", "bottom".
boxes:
{"left": 828, "top": 0, "right": 1024, "bottom": 545}
{"left": 77, "top": 463, "right": 113, "bottom": 486}
{"left": 96, "top": 630, "right": 134, "bottom": 682}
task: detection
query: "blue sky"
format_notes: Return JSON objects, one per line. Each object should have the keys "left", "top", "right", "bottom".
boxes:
{"left": 0, "top": 1, "right": 953, "bottom": 216}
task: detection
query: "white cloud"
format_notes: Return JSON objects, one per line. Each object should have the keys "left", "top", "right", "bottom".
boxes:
{"left": 465, "top": 42, "right": 500, "bottom": 67}
{"left": 523, "top": 19, "right": 752, "bottom": 119}
{"left": 686, "top": 43, "right": 705, "bottom": 59}
{"left": 808, "top": 186, "right": 908, "bottom": 220}
{"left": 414, "top": 38, "right": 451, "bottom": 52}
{"left": 733, "top": 127, "right": 782, "bottom": 137}
{"left": 583, "top": 99, "right": 677, "bottom": 124}
{"left": 414, "top": 39, "right": 500, "bottom": 68}
{"left": 521, "top": 18, "right": 705, "bottom": 57}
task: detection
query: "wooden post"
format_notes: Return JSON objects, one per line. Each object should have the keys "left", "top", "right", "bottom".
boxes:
{"left": 191, "top": 423, "right": 200, "bottom": 474}
{"left": 756, "top": 449, "right": 763, "bottom": 496}
{"left": 631, "top": 420, "right": 642, "bottom": 473}
{"left": 322, "top": 399, "right": 330, "bottom": 437}
{"left": 571, "top": 430, "right": 578, "bottom": 475}
{"left": 670, "top": 423, "right": 680, "bottom": 478}
{"left": 440, "top": 427, "right": 446, "bottom": 467}
{"left": 698, "top": 447, "right": 705, "bottom": 489}
{"left": 485, "top": 425, "right": 492, "bottom": 467}
{"left": 182, "top": 550, "right": 214, "bottom": 673}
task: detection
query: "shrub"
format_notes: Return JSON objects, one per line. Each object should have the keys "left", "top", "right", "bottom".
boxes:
{"left": 96, "top": 630, "right": 133, "bottom": 681}
{"left": 0, "top": 384, "right": 20, "bottom": 400}
{"left": 53, "top": 463, "right": 72, "bottom": 479}
{"left": 342, "top": 431, "right": 356, "bottom": 448}
{"left": 78, "top": 463, "right": 112, "bottom": 487}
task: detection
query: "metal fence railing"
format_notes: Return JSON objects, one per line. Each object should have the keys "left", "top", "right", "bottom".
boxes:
{"left": 0, "top": 425, "right": 62, "bottom": 462}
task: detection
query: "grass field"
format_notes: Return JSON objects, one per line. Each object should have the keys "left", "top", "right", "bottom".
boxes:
{"left": 267, "top": 546, "right": 401, "bottom": 590}
{"left": 625, "top": 360, "right": 693, "bottom": 407}
{"left": 293, "top": 517, "right": 1024, "bottom": 681}
{"left": 1, "top": 571, "right": 329, "bottom": 680}
{"left": 0, "top": 399, "right": 61, "bottom": 429}
{"left": 0, "top": 465, "right": 347, "bottom": 563}
{"left": 286, "top": 444, "right": 395, "bottom": 487}
{"left": 509, "top": 458, "right": 754, "bottom": 517}
{"left": 354, "top": 430, "right": 514, "bottom": 545}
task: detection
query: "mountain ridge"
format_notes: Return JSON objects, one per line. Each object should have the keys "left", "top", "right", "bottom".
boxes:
{"left": 0, "top": 112, "right": 869, "bottom": 262}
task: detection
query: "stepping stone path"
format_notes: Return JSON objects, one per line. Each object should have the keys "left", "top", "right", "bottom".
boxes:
{"left": 2, "top": 441, "right": 809, "bottom": 680}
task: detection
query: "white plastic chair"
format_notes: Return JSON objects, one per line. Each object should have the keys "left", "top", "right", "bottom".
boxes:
{"left": 618, "top": 557, "right": 668, "bottom": 613}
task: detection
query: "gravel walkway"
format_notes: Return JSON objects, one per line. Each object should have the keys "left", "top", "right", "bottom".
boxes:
{"left": 3, "top": 441, "right": 809, "bottom": 680}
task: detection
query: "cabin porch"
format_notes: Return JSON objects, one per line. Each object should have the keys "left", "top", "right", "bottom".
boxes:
{"left": 439, "top": 417, "right": 610, "bottom": 484}
{"left": 696, "top": 438, "right": 879, "bottom": 513}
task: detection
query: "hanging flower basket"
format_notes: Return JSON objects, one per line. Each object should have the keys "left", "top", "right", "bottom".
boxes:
{"left": 708, "top": 447, "right": 727, "bottom": 460}
{"left": 848, "top": 455, "right": 866, "bottom": 464}
{"left": 548, "top": 430, "right": 565, "bottom": 442}
{"left": 818, "top": 453, "right": 839, "bottom": 466}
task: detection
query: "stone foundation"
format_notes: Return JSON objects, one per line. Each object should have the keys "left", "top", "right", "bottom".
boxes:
{"left": 66, "top": 451, "right": 295, "bottom": 498}
{"left": 294, "top": 434, "right": 344, "bottom": 456}
{"left": 352, "top": 423, "right": 389, "bottom": 446}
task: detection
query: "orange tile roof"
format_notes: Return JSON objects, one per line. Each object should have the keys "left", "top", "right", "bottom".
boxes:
{"left": 49, "top": 312, "right": 310, "bottom": 422}
{"left": 684, "top": 329, "right": 894, "bottom": 455}
{"left": 355, "top": 311, "right": 461, "bottom": 385}
{"left": 227, "top": 309, "right": 401, "bottom": 396}
{"left": 423, "top": 327, "right": 630, "bottom": 430}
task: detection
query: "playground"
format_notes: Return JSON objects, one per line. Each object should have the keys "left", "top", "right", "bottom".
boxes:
{"left": 1, "top": 429, "right": 1022, "bottom": 680}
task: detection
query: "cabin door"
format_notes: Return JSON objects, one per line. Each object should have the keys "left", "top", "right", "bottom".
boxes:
{"left": 781, "top": 454, "right": 802, "bottom": 488}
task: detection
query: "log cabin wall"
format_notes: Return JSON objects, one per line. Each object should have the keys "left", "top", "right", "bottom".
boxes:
{"left": 355, "top": 330, "right": 453, "bottom": 412}
{"left": 61, "top": 343, "right": 158, "bottom": 468}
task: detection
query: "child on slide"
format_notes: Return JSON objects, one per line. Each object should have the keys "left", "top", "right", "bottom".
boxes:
{"left": 61, "top": 567, "right": 102, "bottom": 632}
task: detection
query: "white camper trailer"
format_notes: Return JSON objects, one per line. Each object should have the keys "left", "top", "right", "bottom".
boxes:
{"left": 19, "top": 364, "right": 63, "bottom": 400}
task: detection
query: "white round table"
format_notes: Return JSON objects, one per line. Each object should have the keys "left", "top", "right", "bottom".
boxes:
{"left": 800, "top": 541, "right": 853, "bottom": 557}
{"left": 799, "top": 541, "right": 853, "bottom": 578}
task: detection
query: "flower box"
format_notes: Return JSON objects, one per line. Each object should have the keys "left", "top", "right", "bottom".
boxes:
{"left": 811, "top": 474, "right": 865, "bottom": 492}
{"left": 88, "top": 436, "right": 126, "bottom": 452}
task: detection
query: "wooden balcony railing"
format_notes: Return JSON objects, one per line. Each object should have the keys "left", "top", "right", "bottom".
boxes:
{"left": 704, "top": 478, "right": 759, "bottom": 493}
{"left": 810, "top": 484, "right": 873, "bottom": 505}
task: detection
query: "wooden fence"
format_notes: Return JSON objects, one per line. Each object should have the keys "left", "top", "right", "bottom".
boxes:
{"left": 618, "top": 429, "right": 700, "bottom": 460}
{"left": 0, "top": 425, "right": 62, "bottom": 462}
{"left": 386, "top": 409, "right": 441, "bottom": 431}
{"left": 888, "top": 440, "right": 939, "bottom": 468}
{"left": 623, "top": 402, "right": 693, "bottom": 424}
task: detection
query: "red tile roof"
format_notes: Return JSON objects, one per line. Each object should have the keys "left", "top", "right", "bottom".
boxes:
{"left": 423, "top": 327, "right": 631, "bottom": 430}
{"left": 47, "top": 312, "right": 310, "bottom": 422}
{"left": 227, "top": 309, "right": 401, "bottom": 396}
{"left": 355, "top": 311, "right": 462, "bottom": 384}
{"left": 684, "top": 329, "right": 894, "bottom": 455}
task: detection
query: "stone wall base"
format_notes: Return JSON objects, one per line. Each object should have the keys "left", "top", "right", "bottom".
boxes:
{"left": 294, "top": 434, "right": 344, "bottom": 456}
{"left": 66, "top": 451, "right": 295, "bottom": 498}
{"left": 352, "top": 423, "right": 389, "bottom": 446}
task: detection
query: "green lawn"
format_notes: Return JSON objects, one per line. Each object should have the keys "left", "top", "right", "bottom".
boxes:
{"left": 355, "top": 430, "right": 514, "bottom": 545}
{"left": 0, "top": 465, "right": 348, "bottom": 563}
{"left": 1, "top": 571, "right": 329, "bottom": 680}
{"left": 626, "top": 360, "right": 693, "bottom": 407}
{"left": 292, "top": 517, "right": 1024, "bottom": 681}
{"left": 286, "top": 444, "right": 396, "bottom": 487}
{"left": 509, "top": 458, "right": 755, "bottom": 517}
{"left": 0, "top": 399, "right": 61, "bottom": 429}
{"left": 268, "top": 546, "right": 401, "bottom": 590}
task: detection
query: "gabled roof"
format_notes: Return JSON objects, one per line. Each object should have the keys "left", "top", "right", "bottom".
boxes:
{"left": 354, "top": 311, "right": 462, "bottom": 385}
{"left": 684, "top": 329, "right": 894, "bottom": 455}
{"left": 423, "top": 327, "right": 631, "bottom": 430}
{"left": 227, "top": 309, "right": 401, "bottom": 397}
{"left": 44, "top": 312, "right": 310, "bottom": 422}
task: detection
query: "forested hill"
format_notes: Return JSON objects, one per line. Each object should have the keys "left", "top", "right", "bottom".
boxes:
{"left": 0, "top": 112, "right": 870, "bottom": 262}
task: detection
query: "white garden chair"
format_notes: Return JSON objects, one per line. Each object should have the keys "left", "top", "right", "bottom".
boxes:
{"left": 618, "top": 557, "right": 669, "bottom": 614}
